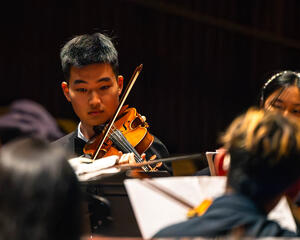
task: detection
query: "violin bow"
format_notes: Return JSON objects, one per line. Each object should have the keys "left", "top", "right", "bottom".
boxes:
{"left": 92, "top": 64, "right": 143, "bottom": 161}
{"left": 115, "top": 153, "right": 204, "bottom": 170}
{"left": 79, "top": 153, "right": 204, "bottom": 180}
{"left": 140, "top": 178, "right": 194, "bottom": 209}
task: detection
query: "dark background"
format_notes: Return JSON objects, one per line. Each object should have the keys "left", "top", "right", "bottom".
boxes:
{"left": 1, "top": 0, "right": 300, "bottom": 156}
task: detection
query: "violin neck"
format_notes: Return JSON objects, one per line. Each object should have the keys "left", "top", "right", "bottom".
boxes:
{"left": 109, "top": 129, "right": 150, "bottom": 172}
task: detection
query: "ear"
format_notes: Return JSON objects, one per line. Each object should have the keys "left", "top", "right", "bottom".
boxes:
{"left": 117, "top": 75, "right": 124, "bottom": 96}
{"left": 61, "top": 81, "right": 71, "bottom": 102}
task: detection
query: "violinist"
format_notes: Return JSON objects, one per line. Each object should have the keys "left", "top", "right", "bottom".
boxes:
{"left": 260, "top": 70, "right": 300, "bottom": 119}
{"left": 260, "top": 71, "right": 300, "bottom": 207}
{"left": 217, "top": 71, "right": 300, "bottom": 178}
{"left": 52, "top": 33, "right": 170, "bottom": 172}
{"left": 154, "top": 108, "right": 300, "bottom": 238}
{"left": 198, "top": 70, "right": 300, "bottom": 177}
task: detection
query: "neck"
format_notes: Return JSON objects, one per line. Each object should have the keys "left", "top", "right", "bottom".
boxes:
{"left": 80, "top": 123, "right": 95, "bottom": 140}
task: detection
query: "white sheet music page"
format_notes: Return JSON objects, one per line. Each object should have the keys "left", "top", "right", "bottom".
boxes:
{"left": 124, "top": 176, "right": 296, "bottom": 239}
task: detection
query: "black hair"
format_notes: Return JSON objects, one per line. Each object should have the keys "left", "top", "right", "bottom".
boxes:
{"left": 260, "top": 70, "right": 300, "bottom": 107}
{"left": 60, "top": 33, "right": 119, "bottom": 81}
{"left": 0, "top": 138, "right": 82, "bottom": 240}
{"left": 221, "top": 108, "right": 300, "bottom": 207}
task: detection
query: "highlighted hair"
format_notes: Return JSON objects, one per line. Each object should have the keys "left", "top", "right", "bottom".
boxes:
{"left": 221, "top": 108, "right": 300, "bottom": 203}
{"left": 221, "top": 108, "right": 300, "bottom": 162}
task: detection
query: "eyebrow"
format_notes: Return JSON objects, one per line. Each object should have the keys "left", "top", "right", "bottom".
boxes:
{"left": 73, "top": 77, "right": 111, "bottom": 85}
{"left": 274, "top": 99, "right": 284, "bottom": 103}
{"left": 275, "top": 98, "right": 300, "bottom": 106}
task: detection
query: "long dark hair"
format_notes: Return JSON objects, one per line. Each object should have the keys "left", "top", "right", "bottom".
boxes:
{"left": 0, "top": 138, "right": 82, "bottom": 240}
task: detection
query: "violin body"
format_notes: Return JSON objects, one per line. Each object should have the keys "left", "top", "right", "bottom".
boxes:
{"left": 83, "top": 106, "right": 154, "bottom": 160}
{"left": 113, "top": 106, "right": 154, "bottom": 153}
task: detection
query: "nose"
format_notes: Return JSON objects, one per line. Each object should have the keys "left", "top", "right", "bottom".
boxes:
{"left": 88, "top": 90, "right": 101, "bottom": 107}
{"left": 282, "top": 109, "right": 290, "bottom": 117}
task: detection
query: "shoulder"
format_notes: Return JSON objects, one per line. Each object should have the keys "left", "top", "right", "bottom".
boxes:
{"left": 52, "top": 131, "right": 77, "bottom": 145}
{"left": 145, "top": 135, "right": 169, "bottom": 159}
{"left": 154, "top": 215, "right": 209, "bottom": 237}
{"left": 154, "top": 194, "right": 298, "bottom": 238}
{"left": 145, "top": 135, "right": 172, "bottom": 173}
{"left": 51, "top": 131, "right": 77, "bottom": 152}
{"left": 247, "top": 218, "right": 298, "bottom": 237}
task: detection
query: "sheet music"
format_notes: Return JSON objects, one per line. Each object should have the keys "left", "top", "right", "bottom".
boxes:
{"left": 124, "top": 176, "right": 296, "bottom": 239}
{"left": 68, "top": 155, "right": 120, "bottom": 181}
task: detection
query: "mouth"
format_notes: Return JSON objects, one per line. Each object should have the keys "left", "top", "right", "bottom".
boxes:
{"left": 88, "top": 110, "right": 104, "bottom": 116}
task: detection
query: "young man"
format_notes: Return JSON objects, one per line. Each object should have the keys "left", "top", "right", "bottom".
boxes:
{"left": 154, "top": 108, "right": 300, "bottom": 238}
{"left": 53, "top": 33, "right": 170, "bottom": 169}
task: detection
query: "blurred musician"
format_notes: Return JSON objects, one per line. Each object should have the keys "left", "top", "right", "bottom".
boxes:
{"left": 154, "top": 108, "right": 300, "bottom": 238}
{"left": 0, "top": 138, "right": 83, "bottom": 240}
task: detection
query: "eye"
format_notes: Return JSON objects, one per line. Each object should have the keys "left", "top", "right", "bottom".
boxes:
{"left": 76, "top": 88, "right": 87, "bottom": 93}
{"left": 100, "top": 85, "right": 110, "bottom": 90}
{"left": 292, "top": 109, "right": 300, "bottom": 114}
{"left": 271, "top": 103, "right": 284, "bottom": 110}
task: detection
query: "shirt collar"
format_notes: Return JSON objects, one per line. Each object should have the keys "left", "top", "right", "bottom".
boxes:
{"left": 77, "top": 122, "right": 88, "bottom": 142}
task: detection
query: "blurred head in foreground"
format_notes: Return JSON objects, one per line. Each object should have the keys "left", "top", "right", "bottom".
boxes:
{"left": 154, "top": 108, "right": 300, "bottom": 238}
{"left": 0, "top": 138, "right": 82, "bottom": 240}
{"left": 222, "top": 108, "right": 300, "bottom": 211}
{"left": 0, "top": 99, "right": 64, "bottom": 145}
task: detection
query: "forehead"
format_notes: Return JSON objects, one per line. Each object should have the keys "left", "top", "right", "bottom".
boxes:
{"left": 69, "top": 63, "right": 116, "bottom": 83}
{"left": 268, "top": 86, "right": 300, "bottom": 104}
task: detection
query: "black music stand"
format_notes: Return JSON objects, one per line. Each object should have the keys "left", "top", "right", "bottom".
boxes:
{"left": 81, "top": 169, "right": 170, "bottom": 237}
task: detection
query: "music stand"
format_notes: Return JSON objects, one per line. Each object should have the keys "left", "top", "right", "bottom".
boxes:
{"left": 81, "top": 169, "right": 170, "bottom": 237}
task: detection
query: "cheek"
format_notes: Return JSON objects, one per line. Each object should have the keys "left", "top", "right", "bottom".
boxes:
{"left": 290, "top": 113, "right": 300, "bottom": 119}
{"left": 103, "top": 89, "right": 120, "bottom": 102}
{"left": 69, "top": 89, "right": 88, "bottom": 102}
{"left": 71, "top": 101, "right": 83, "bottom": 113}
{"left": 102, "top": 94, "right": 120, "bottom": 113}
{"left": 68, "top": 90, "right": 77, "bottom": 99}
{"left": 69, "top": 95, "right": 86, "bottom": 112}
{"left": 102, "top": 95, "right": 119, "bottom": 108}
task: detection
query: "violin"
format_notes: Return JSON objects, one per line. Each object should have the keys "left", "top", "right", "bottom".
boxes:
{"left": 83, "top": 64, "right": 157, "bottom": 172}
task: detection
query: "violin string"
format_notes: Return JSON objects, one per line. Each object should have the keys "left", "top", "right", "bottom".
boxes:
{"left": 109, "top": 126, "right": 137, "bottom": 155}
{"left": 109, "top": 130, "right": 130, "bottom": 152}
{"left": 101, "top": 124, "right": 134, "bottom": 155}
{"left": 100, "top": 125, "right": 141, "bottom": 162}
{"left": 109, "top": 127, "right": 139, "bottom": 158}
{"left": 109, "top": 129, "right": 150, "bottom": 171}
{"left": 99, "top": 123, "right": 150, "bottom": 171}
{"left": 110, "top": 129, "right": 143, "bottom": 163}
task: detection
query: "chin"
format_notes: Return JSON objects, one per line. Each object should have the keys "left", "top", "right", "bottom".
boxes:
{"left": 89, "top": 119, "right": 108, "bottom": 127}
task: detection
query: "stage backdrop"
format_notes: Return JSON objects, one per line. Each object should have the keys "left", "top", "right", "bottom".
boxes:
{"left": 1, "top": 0, "right": 300, "bottom": 160}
